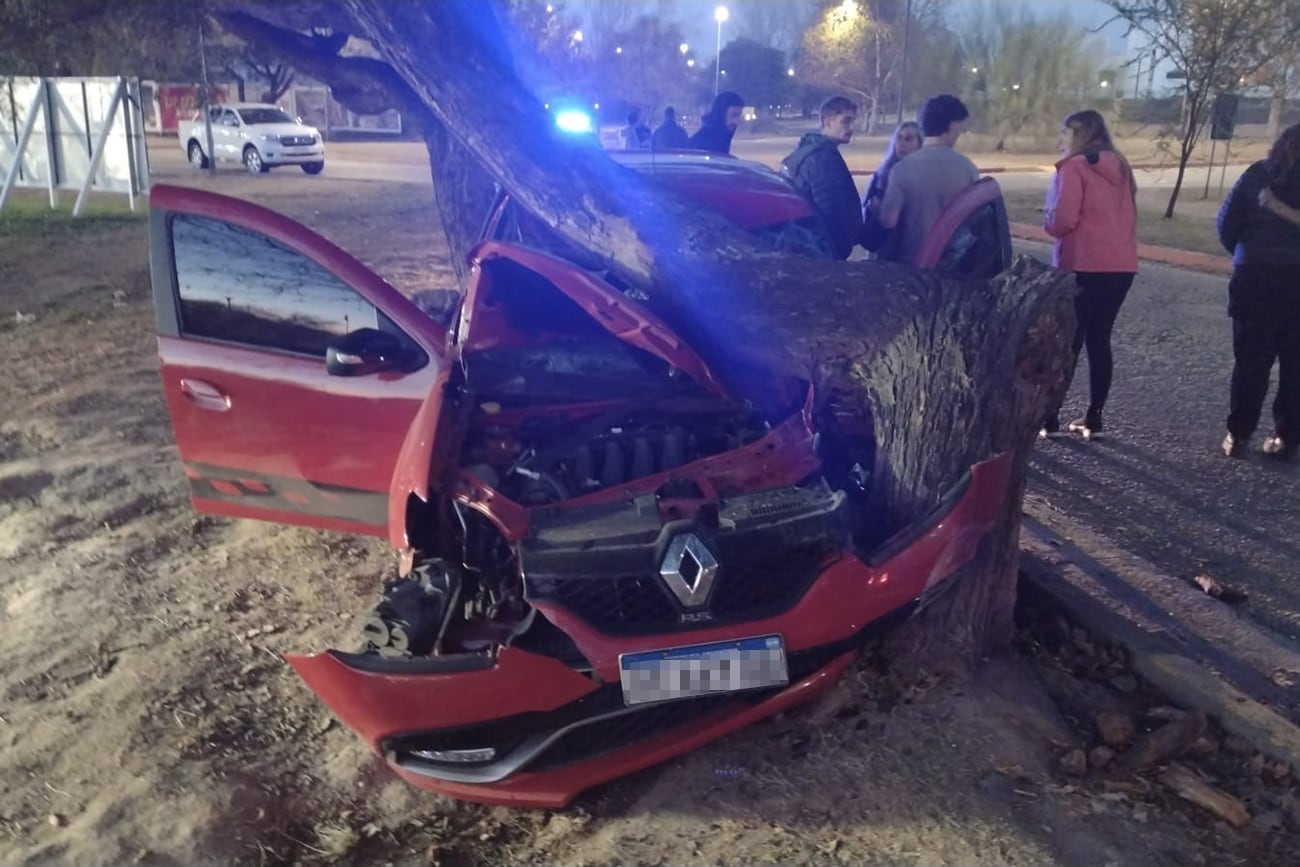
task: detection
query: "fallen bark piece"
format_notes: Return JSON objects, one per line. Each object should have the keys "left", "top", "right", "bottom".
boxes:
{"left": 1192, "top": 573, "right": 1249, "bottom": 604}
{"left": 1089, "top": 746, "right": 1116, "bottom": 769}
{"left": 1060, "top": 749, "right": 1088, "bottom": 776}
{"left": 1095, "top": 709, "right": 1137, "bottom": 747}
{"left": 1159, "top": 763, "right": 1250, "bottom": 828}
{"left": 1122, "top": 710, "right": 1208, "bottom": 771}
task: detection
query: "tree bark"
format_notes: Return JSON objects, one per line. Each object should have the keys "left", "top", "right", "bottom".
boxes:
{"left": 229, "top": 0, "right": 1078, "bottom": 658}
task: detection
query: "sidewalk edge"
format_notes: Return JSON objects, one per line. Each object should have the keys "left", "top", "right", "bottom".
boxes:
{"left": 1018, "top": 532, "right": 1300, "bottom": 778}
{"left": 1009, "top": 223, "right": 1232, "bottom": 275}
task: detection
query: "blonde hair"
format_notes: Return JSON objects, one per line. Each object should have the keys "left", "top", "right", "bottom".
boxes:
{"left": 875, "top": 121, "right": 923, "bottom": 185}
{"left": 1064, "top": 109, "right": 1136, "bottom": 200}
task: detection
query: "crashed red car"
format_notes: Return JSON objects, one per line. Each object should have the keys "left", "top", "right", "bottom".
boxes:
{"left": 148, "top": 151, "right": 1012, "bottom": 808}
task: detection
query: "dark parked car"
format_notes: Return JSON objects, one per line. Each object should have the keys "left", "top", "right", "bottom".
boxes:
{"left": 147, "top": 152, "right": 1011, "bottom": 808}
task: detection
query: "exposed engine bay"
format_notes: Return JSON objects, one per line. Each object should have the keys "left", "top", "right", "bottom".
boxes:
{"left": 360, "top": 257, "right": 872, "bottom": 666}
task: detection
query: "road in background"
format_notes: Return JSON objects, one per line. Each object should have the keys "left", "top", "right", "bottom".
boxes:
{"left": 145, "top": 135, "right": 1251, "bottom": 199}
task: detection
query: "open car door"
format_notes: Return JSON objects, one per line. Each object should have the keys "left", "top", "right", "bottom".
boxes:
{"left": 914, "top": 177, "right": 1014, "bottom": 279}
{"left": 148, "top": 184, "right": 446, "bottom": 537}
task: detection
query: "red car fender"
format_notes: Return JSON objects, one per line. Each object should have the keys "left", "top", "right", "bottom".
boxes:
{"left": 284, "top": 647, "right": 600, "bottom": 746}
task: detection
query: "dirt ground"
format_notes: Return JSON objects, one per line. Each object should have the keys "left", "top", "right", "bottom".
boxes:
{"left": 2, "top": 165, "right": 1298, "bottom": 866}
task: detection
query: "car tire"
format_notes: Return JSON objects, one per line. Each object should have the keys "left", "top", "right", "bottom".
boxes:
{"left": 243, "top": 147, "right": 268, "bottom": 174}
{"left": 187, "top": 140, "right": 209, "bottom": 170}
{"left": 302, "top": 161, "right": 324, "bottom": 175}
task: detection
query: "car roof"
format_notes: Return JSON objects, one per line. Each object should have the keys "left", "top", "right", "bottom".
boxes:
{"left": 608, "top": 150, "right": 813, "bottom": 228}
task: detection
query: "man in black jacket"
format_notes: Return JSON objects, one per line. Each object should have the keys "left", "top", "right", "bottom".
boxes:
{"left": 688, "top": 92, "right": 745, "bottom": 154}
{"left": 781, "top": 96, "right": 863, "bottom": 260}
{"left": 652, "top": 106, "right": 689, "bottom": 150}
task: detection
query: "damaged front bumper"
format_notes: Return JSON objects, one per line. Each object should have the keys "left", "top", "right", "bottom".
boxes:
{"left": 287, "top": 453, "right": 1012, "bottom": 808}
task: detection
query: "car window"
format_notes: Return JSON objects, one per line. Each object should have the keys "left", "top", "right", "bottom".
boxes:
{"left": 220, "top": 110, "right": 239, "bottom": 127}
{"left": 933, "top": 199, "right": 1012, "bottom": 280}
{"left": 171, "top": 213, "right": 383, "bottom": 357}
{"left": 237, "top": 108, "right": 295, "bottom": 125}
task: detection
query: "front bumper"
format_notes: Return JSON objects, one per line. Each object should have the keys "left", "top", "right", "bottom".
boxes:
{"left": 261, "top": 146, "right": 325, "bottom": 166}
{"left": 287, "top": 453, "right": 1011, "bottom": 808}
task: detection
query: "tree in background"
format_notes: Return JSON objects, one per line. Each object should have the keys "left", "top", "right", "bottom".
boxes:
{"left": 1104, "top": 0, "right": 1300, "bottom": 217}
{"left": 797, "top": 0, "right": 946, "bottom": 134}
{"left": 960, "top": 2, "right": 1103, "bottom": 150}
{"left": 707, "top": 38, "right": 792, "bottom": 116}
{"left": 729, "top": 0, "right": 822, "bottom": 56}
{"left": 594, "top": 15, "right": 697, "bottom": 125}
{"left": 1252, "top": 49, "right": 1300, "bottom": 142}
{"left": 0, "top": 0, "right": 205, "bottom": 79}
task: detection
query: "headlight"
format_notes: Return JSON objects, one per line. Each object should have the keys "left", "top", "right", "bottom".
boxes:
{"left": 259, "top": 133, "right": 278, "bottom": 142}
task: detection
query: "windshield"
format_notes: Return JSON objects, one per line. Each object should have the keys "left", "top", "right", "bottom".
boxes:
{"left": 237, "top": 108, "right": 295, "bottom": 125}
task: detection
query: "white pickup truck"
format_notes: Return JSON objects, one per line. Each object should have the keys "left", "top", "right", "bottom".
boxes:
{"left": 180, "top": 103, "right": 325, "bottom": 175}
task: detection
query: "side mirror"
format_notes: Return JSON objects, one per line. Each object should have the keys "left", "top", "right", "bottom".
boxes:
{"left": 326, "top": 328, "right": 407, "bottom": 377}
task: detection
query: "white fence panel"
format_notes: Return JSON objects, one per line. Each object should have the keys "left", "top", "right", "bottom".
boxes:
{"left": 0, "top": 75, "right": 149, "bottom": 214}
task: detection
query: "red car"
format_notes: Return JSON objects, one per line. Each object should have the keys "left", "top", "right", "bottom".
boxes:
{"left": 148, "top": 152, "right": 1012, "bottom": 808}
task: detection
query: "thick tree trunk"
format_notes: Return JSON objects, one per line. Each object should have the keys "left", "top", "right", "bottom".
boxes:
{"left": 231, "top": 1, "right": 1078, "bottom": 658}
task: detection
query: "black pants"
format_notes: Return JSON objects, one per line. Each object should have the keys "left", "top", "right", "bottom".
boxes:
{"left": 1070, "top": 271, "right": 1135, "bottom": 416}
{"left": 1226, "top": 269, "right": 1300, "bottom": 442}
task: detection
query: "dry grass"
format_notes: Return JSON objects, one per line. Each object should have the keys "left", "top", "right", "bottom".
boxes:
{"left": 1003, "top": 187, "right": 1227, "bottom": 258}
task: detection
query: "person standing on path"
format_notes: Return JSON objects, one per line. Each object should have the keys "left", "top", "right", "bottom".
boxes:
{"left": 688, "top": 91, "right": 745, "bottom": 155}
{"left": 651, "top": 106, "right": 689, "bottom": 150}
{"left": 1040, "top": 109, "right": 1139, "bottom": 441}
{"left": 1215, "top": 122, "right": 1300, "bottom": 460}
{"left": 875, "top": 95, "right": 980, "bottom": 265}
{"left": 781, "top": 96, "right": 865, "bottom": 261}
{"left": 861, "top": 121, "right": 923, "bottom": 257}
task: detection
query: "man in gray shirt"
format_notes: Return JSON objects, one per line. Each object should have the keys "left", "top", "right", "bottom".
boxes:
{"left": 878, "top": 94, "right": 981, "bottom": 264}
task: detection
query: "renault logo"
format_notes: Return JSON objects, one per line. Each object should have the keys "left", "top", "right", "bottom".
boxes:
{"left": 659, "top": 532, "right": 719, "bottom": 608}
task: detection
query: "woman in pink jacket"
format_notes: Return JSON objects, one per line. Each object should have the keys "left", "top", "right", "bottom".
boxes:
{"left": 1041, "top": 110, "right": 1139, "bottom": 440}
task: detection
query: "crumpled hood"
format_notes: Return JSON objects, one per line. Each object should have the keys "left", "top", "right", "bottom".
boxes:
{"left": 1059, "top": 149, "right": 1129, "bottom": 188}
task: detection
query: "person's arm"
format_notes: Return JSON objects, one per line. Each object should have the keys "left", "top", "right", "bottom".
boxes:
{"left": 1042, "top": 161, "right": 1083, "bottom": 238}
{"left": 878, "top": 165, "right": 904, "bottom": 230}
{"left": 1260, "top": 188, "right": 1300, "bottom": 229}
{"left": 1217, "top": 170, "right": 1254, "bottom": 253}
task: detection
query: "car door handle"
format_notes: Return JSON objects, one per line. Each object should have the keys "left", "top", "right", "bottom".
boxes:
{"left": 179, "top": 378, "right": 231, "bottom": 412}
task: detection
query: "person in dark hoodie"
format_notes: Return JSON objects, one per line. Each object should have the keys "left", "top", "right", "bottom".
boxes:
{"left": 781, "top": 95, "right": 863, "bottom": 260}
{"left": 1216, "top": 122, "right": 1300, "bottom": 460}
{"left": 652, "top": 106, "right": 689, "bottom": 150}
{"left": 688, "top": 91, "right": 744, "bottom": 154}
{"left": 1040, "top": 109, "right": 1139, "bottom": 442}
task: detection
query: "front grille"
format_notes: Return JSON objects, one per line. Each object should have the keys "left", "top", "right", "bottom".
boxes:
{"left": 279, "top": 134, "right": 315, "bottom": 146}
{"left": 537, "top": 543, "right": 834, "bottom": 634}
{"left": 522, "top": 483, "right": 849, "bottom": 636}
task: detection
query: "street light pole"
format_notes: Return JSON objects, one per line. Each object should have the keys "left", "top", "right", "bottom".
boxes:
{"left": 895, "top": 0, "right": 912, "bottom": 122}
{"left": 714, "top": 6, "right": 729, "bottom": 96}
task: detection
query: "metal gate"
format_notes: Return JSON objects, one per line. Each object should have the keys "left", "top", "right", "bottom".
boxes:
{"left": 1, "top": 76, "right": 150, "bottom": 216}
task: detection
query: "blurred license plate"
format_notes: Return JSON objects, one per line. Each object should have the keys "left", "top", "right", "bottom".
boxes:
{"left": 618, "top": 635, "right": 788, "bottom": 706}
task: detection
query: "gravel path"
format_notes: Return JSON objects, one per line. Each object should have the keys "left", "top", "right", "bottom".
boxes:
{"left": 1019, "top": 242, "right": 1300, "bottom": 651}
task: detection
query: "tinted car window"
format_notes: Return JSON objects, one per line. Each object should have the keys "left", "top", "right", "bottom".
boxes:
{"left": 171, "top": 213, "right": 380, "bottom": 357}
{"left": 934, "top": 199, "right": 1012, "bottom": 280}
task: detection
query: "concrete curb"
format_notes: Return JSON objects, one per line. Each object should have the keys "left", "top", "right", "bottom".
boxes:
{"left": 1018, "top": 508, "right": 1300, "bottom": 778}
{"left": 1009, "top": 222, "right": 1233, "bottom": 275}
